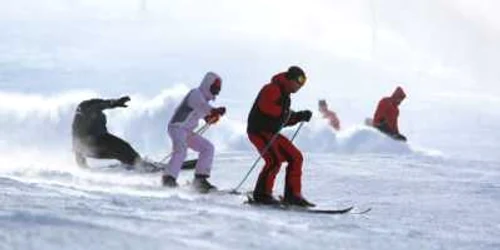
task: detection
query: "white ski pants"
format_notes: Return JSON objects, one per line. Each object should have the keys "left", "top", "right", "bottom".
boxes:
{"left": 165, "top": 125, "right": 214, "bottom": 178}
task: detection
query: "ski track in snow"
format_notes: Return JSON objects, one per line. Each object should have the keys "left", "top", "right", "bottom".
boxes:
{"left": 0, "top": 151, "right": 499, "bottom": 250}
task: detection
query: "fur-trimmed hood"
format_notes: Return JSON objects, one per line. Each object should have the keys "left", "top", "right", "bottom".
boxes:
{"left": 199, "top": 72, "right": 221, "bottom": 101}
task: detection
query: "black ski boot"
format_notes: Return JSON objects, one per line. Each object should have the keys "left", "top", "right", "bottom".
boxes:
{"left": 283, "top": 192, "right": 316, "bottom": 208}
{"left": 283, "top": 184, "right": 316, "bottom": 207}
{"left": 193, "top": 174, "right": 217, "bottom": 193}
{"left": 252, "top": 177, "right": 280, "bottom": 205}
{"left": 252, "top": 192, "right": 281, "bottom": 206}
{"left": 162, "top": 175, "right": 178, "bottom": 187}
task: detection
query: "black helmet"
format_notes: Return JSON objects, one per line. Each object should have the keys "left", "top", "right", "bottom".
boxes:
{"left": 285, "top": 66, "right": 305, "bottom": 81}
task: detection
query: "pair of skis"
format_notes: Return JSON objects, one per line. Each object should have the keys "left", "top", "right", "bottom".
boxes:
{"left": 244, "top": 194, "right": 371, "bottom": 215}
{"left": 207, "top": 189, "right": 371, "bottom": 215}
{"left": 200, "top": 189, "right": 370, "bottom": 215}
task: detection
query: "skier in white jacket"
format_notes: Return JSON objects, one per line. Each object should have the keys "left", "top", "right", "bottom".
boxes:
{"left": 162, "top": 72, "right": 226, "bottom": 192}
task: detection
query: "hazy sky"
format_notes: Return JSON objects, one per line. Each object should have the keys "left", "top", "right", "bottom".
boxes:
{"left": 0, "top": 0, "right": 499, "bottom": 102}
{"left": 1, "top": 0, "right": 499, "bottom": 155}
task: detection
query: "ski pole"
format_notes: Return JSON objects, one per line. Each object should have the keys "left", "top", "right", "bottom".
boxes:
{"left": 231, "top": 120, "right": 304, "bottom": 194}
{"left": 159, "top": 123, "right": 210, "bottom": 163}
{"left": 289, "top": 121, "right": 304, "bottom": 141}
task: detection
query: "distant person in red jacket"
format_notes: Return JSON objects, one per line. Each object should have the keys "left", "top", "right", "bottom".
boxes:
{"left": 247, "top": 66, "right": 314, "bottom": 207}
{"left": 318, "top": 100, "right": 340, "bottom": 131}
{"left": 372, "top": 86, "right": 407, "bottom": 141}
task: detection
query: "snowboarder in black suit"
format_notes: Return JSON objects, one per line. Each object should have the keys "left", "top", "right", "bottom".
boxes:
{"left": 72, "top": 96, "right": 143, "bottom": 168}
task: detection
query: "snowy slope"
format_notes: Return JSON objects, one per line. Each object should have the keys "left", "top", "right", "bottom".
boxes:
{"left": 0, "top": 149, "right": 499, "bottom": 250}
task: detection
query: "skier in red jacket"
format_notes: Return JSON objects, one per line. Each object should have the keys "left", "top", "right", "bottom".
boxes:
{"left": 247, "top": 66, "right": 314, "bottom": 207}
{"left": 372, "top": 86, "right": 407, "bottom": 141}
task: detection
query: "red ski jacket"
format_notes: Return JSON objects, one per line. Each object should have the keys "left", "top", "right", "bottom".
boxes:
{"left": 372, "top": 87, "right": 406, "bottom": 135}
{"left": 247, "top": 73, "right": 301, "bottom": 133}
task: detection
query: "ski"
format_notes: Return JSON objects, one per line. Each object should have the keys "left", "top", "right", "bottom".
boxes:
{"left": 101, "top": 159, "right": 196, "bottom": 173}
{"left": 280, "top": 205, "right": 371, "bottom": 215}
{"left": 299, "top": 206, "right": 354, "bottom": 214}
{"left": 244, "top": 195, "right": 366, "bottom": 215}
{"left": 215, "top": 189, "right": 248, "bottom": 195}
{"left": 351, "top": 207, "right": 372, "bottom": 214}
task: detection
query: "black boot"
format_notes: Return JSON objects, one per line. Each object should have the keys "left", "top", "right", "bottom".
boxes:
{"left": 252, "top": 175, "right": 280, "bottom": 205}
{"left": 193, "top": 174, "right": 217, "bottom": 193}
{"left": 283, "top": 186, "right": 315, "bottom": 207}
{"left": 252, "top": 192, "right": 280, "bottom": 205}
{"left": 282, "top": 194, "right": 316, "bottom": 207}
{"left": 162, "top": 175, "right": 178, "bottom": 187}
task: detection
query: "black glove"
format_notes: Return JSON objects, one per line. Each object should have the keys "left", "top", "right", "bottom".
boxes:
{"left": 114, "top": 96, "right": 131, "bottom": 108}
{"left": 296, "top": 110, "right": 312, "bottom": 122}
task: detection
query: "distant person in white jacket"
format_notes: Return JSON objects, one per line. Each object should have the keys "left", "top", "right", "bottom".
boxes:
{"left": 162, "top": 72, "right": 226, "bottom": 192}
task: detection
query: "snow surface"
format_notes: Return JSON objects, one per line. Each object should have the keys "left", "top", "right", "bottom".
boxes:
{"left": 1, "top": 149, "right": 499, "bottom": 250}
{"left": 1, "top": 0, "right": 500, "bottom": 249}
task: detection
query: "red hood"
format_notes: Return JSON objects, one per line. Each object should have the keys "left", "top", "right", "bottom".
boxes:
{"left": 271, "top": 72, "right": 294, "bottom": 93}
{"left": 391, "top": 86, "right": 406, "bottom": 100}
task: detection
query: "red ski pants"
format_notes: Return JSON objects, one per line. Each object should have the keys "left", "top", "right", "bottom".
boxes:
{"left": 248, "top": 132, "right": 303, "bottom": 197}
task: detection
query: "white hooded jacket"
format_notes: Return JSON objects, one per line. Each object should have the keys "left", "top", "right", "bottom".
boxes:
{"left": 168, "top": 72, "right": 221, "bottom": 131}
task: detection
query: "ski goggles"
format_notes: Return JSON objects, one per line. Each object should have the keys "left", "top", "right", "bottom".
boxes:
{"left": 296, "top": 75, "right": 307, "bottom": 86}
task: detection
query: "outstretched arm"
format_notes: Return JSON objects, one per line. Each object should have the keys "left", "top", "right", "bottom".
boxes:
{"left": 78, "top": 96, "right": 130, "bottom": 113}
